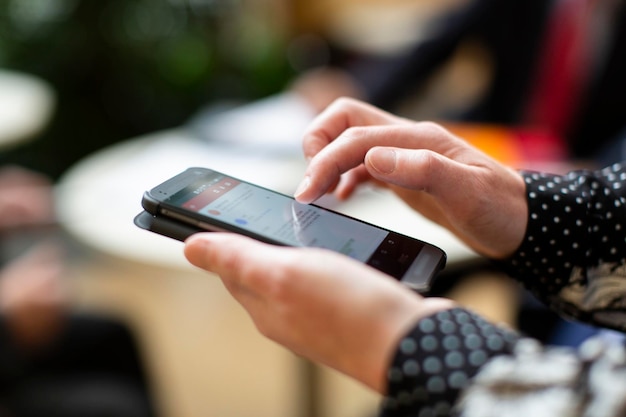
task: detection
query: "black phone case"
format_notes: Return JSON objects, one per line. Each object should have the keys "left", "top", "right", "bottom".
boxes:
{"left": 134, "top": 210, "right": 206, "bottom": 242}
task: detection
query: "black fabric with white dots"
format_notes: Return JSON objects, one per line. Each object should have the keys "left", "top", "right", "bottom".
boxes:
{"left": 380, "top": 308, "right": 519, "bottom": 417}
{"left": 501, "top": 165, "right": 626, "bottom": 330}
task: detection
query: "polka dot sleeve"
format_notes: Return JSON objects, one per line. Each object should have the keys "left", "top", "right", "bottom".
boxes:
{"left": 380, "top": 308, "right": 520, "bottom": 416}
{"left": 499, "top": 163, "right": 626, "bottom": 331}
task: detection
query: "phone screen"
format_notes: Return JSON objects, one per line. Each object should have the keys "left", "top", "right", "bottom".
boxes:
{"left": 146, "top": 168, "right": 446, "bottom": 290}
{"left": 165, "top": 171, "right": 389, "bottom": 262}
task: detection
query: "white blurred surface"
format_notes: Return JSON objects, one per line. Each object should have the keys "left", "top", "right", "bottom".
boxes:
{"left": 0, "top": 70, "right": 55, "bottom": 148}
{"left": 188, "top": 92, "right": 316, "bottom": 153}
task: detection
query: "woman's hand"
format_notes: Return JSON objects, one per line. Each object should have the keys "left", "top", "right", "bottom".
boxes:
{"left": 295, "top": 98, "right": 528, "bottom": 259}
{"left": 184, "top": 232, "right": 455, "bottom": 393}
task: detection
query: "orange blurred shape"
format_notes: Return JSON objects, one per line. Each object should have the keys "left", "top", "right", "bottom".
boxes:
{"left": 443, "top": 123, "right": 568, "bottom": 166}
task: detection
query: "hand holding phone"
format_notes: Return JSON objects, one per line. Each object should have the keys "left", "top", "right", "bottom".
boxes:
{"left": 136, "top": 167, "right": 446, "bottom": 292}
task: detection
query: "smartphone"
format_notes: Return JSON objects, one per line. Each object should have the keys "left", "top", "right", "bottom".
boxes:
{"left": 139, "top": 167, "right": 446, "bottom": 292}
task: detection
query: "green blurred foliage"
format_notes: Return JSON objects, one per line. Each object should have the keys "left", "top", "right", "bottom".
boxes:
{"left": 0, "top": 0, "right": 296, "bottom": 179}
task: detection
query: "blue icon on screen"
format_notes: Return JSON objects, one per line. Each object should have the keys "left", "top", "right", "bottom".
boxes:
{"left": 235, "top": 218, "right": 248, "bottom": 225}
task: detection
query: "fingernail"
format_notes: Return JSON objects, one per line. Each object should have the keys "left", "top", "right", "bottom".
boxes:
{"left": 294, "top": 176, "right": 311, "bottom": 199}
{"left": 369, "top": 148, "right": 396, "bottom": 174}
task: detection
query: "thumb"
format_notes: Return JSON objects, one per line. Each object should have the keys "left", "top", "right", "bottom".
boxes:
{"left": 365, "top": 147, "right": 470, "bottom": 197}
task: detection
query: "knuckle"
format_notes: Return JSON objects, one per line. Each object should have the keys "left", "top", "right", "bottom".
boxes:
{"left": 332, "top": 96, "right": 360, "bottom": 109}
{"left": 415, "top": 121, "right": 449, "bottom": 137}
{"left": 407, "top": 150, "right": 438, "bottom": 192}
{"left": 342, "top": 126, "right": 369, "bottom": 142}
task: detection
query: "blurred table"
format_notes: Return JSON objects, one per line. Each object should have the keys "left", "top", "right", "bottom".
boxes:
{"left": 0, "top": 70, "right": 55, "bottom": 148}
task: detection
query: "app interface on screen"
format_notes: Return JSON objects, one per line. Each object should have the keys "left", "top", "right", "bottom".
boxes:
{"left": 172, "top": 173, "right": 387, "bottom": 261}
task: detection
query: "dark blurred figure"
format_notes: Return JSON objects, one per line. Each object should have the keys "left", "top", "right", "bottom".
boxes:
{"left": 0, "top": 166, "right": 157, "bottom": 417}
{"left": 291, "top": 0, "right": 626, "bottom": 164}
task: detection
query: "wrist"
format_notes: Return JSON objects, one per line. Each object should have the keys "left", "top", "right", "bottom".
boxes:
{"left": 481, "top": 167, "right": 528, "bottom": 259}
{"left": 368, "top": 297, "right": 457, "bottom": 393}
{"left": 502, "top": 168, "right": 529, "bottom": 258}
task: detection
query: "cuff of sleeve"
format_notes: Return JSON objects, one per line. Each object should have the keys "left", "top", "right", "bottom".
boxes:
{"left": 492, "top": 170, "right": 594, "bottom": 304}
{"left": 380, "top": 308, "right": 519, "bottom": 416}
